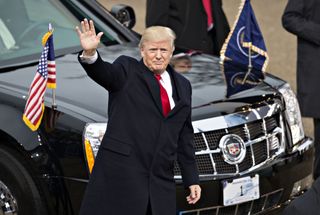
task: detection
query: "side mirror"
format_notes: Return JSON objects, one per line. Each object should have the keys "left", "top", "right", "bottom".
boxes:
{"left": 110, "top": 4, "right": 136, "bottom": 29}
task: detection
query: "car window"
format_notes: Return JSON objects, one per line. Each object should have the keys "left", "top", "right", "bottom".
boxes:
{"left": 0, "top": 0, "right": 117, "bottom": 68}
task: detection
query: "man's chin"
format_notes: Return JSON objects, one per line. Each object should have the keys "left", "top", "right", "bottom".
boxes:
{"left": 151, "top": 66, "right": 166, "bottom": 74}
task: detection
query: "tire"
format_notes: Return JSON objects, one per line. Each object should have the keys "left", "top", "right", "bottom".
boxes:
{"left": 0, "top": 146, "right": 47, "bottom": 215}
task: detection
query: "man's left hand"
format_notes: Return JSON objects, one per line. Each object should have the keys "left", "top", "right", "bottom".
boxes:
{"left": 186, "top": 184, "right": 201, "bottom": 204}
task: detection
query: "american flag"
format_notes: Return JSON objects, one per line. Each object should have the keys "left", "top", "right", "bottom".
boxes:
{"left": 47, "top": 34, "right": 56, "bottom": 89}
{"left": 23, "top": 30, "right": 55, "bottom": 131}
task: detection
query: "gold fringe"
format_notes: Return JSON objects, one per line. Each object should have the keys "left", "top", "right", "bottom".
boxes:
{"left": 41, "top": 30, "right": 53, "bottom": 46}
{"left": 220, "top": 0, "right": 246, "bottom": 62}
{"left": 22, "top": 104, "right": 45, "bottom": 131}
{"left": 47, "top": 83, "right": 56, "bottom": 89}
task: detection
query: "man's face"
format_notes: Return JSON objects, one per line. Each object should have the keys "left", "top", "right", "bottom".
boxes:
{"left": 140, "top": 40, "right": 173, "bottom": 74}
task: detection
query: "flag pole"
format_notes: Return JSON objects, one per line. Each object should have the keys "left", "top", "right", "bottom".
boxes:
{"left": 241, "top": 45, "right": 252, "bottom": 85}
{"left": 48, "top": 23, "right": 57, "bottom": 110}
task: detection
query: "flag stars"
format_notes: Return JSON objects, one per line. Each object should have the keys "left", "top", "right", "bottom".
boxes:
{"left": 37, "top": 44, "right": 49, "bottom": 78}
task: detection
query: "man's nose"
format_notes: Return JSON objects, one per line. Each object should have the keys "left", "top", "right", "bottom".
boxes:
{"left": 155, "top": 50, "right": 162, "bottom": 58}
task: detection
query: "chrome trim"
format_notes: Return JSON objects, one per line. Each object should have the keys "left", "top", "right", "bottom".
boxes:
{"left": 262, "top": 118, "right": 270, "bottom": 159}
{"left": 0, "top": 180, "right": 18, "bottom": 214}
{"left": 174, "top": 154, "right": 285, "bottom": 179}
{"left": 192, "top": 103, "right": 282, "bottom": 133}
{"left": 293, "top": 137, "right": 314, "bottom": 155}
{"left": 174, "top": 103, "right": 286, "bottom": 180}
{"left": 178, "top": 189, "right": 284, "bottom": 215}
{"left": 174, "top": 117, "right": 285, "bottom": 180}
{"left": 245, "top": 128, "right": 282, "bottom": 147}
{"left": 219, "top": 134, "right": 246, "bottom": 165}
{"left": 278, "top": 114, "right": 286, "bottom": 155}
{"left": 195, "top": 149, "right": 220, "bottom": 155}
{"left": 202, "top": 133, "right": 217, "bottom": 174}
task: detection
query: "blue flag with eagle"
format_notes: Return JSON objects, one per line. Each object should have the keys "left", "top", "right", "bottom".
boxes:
{"left": 220, "top": 0, "right": 269, "bottom": 97}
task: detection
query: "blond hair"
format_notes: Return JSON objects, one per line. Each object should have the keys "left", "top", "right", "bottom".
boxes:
{"left": 139, "top": 26, "right": 176, "bottom": 49}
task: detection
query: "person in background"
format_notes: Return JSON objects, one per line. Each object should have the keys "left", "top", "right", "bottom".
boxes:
{"left": 282, "top": 0, "right": 320, "bottom": 180}
{"left": 170, "top": 54, "right": 192, "bottom": 73}
{"left": 76, "top": 19, "right": 201, "bottom": 215}
{"left": 282, "top": 0, "right": 320, "bottom": 214}
{"left": 146, "top": 0, "right": 230, "bottom": 56}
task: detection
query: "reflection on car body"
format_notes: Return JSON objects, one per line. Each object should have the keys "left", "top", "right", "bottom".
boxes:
{"left": 0, "top": 0, "right": 314, "bottom": 215}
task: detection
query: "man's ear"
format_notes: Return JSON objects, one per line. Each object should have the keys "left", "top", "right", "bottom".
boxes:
{"left": 171, "top": 47, "right": 175, "bottom": 57}
{"left": 140, "top": 48, "right": 145, "bottom": 58}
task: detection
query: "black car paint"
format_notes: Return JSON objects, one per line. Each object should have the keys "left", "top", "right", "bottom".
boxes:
{"left": 0, "top": 0, "right": 313, "bottom": 214}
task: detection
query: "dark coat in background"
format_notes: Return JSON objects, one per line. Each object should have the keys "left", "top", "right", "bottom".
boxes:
{"left": 146, "top": 0, "right": 230, "bottom": 55}
{"left": 282, "top": 177, "right": 320, "bottom": 215}
{"left": 78, "top": 53, "right": 199, "bottom": 215}
{"left": 282, "top": 0, "right": 320, "bottom": 118}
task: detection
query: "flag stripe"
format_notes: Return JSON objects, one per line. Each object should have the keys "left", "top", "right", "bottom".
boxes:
{"left": 23, "top": 29, "right": 56, "bottom": 131}
{"left": 25, "top": 80, "right": 46, "bottom": 117}
{"left": 25, "top": 76, "right": 46, "bottom": 113}
{"left": 24, "top": 73, "right": 43, "bottom": 108}
{"left": 30, "top": 101, "right": 44, "bottom": 123}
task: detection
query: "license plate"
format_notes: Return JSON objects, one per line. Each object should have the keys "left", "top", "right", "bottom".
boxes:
{"left": 223, "top": 174, "right": 260, "bottom": 206}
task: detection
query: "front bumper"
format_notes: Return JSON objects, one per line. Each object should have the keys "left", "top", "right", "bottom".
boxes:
{"left": 176, "top": 137, "right": 314, "bottom": 215}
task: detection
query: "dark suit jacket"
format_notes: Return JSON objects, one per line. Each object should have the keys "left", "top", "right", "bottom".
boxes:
{"left": 283, "top": 178, "right": 320, "bottom": 215}
{"left": 78, "top": 53, "right": 199, "bottom": 215}
{"left": 146, "top": 0, "right": 230, "bottom": 56}
{"left": 282, "top": 0, "right": 320, "bottom": 118}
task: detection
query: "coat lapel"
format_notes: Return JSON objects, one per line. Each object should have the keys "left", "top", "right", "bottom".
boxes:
{"left": 139, "top": 60, "right": 188, "bottom": 118}
{"left": 167, "top": 66, "right": 188, "bottom": 117}
{"left": 139, "top": 60, "right": 163, "bottom": 115}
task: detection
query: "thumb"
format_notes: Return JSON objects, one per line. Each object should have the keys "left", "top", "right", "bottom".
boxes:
{"left": 190, "top": 186, "right": 196, "bottom": 198}
{"left": 97, "top": 32, "right": 104, "bottom": 41}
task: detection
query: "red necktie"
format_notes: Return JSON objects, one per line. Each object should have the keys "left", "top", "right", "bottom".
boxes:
{"left": 202, "top": 0, "right": 214, "bottom": 31}
{"left": 155, "top": 74, "right": 171, "bottom": 117}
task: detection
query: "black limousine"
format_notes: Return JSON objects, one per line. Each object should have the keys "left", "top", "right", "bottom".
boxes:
{"left": 0, "top": 0, "right": 314, "bottom": 214}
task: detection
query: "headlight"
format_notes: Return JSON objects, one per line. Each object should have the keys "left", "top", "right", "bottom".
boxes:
{"left": 83, "top": 123, "right": 107, "bottom": 173}
{"left": 278, "top": 84, "right": 304, "bottom": 145}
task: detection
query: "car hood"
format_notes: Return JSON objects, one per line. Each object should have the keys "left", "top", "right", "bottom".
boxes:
{"left": 0, "top": 44, "right": 281, "bottom": 121}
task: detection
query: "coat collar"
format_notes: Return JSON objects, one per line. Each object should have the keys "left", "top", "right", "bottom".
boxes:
{"left": 139, "top": 59, "right": 187, "bottom": 118}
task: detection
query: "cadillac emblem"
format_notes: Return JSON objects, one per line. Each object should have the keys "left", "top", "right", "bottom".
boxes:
{"left": 219, "top": 134, "right": 246, "bottom": 165}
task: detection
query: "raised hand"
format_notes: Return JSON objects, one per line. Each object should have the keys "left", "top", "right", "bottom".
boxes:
{"left": 75, "top": 19, "right": 104, "bottom": 56}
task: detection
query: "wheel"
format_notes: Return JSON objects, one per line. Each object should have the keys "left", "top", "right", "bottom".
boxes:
{"left": 0, "top": 146, "right": 47, "bottom": 215}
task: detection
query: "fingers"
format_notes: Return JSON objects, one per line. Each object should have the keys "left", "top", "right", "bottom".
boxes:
{"left": 80, "top": 19, "right": 86, "bottom": 34}
{"left": 79, "top": 19, "right": 92, "bottom": 34}
{"left": 84, "top": 19, "right": 90, "bottom": 32}
{"left": 186, "top": 185, "right": 201, "bottom": 204}
{"left": 77, "top": 19, "right": 101, "bottom": 35}
{"left": 90, "top": 20, "right": 96, "bottom": 35}
{"left": 75, "top": 26, "right": 81, "bottom": 37}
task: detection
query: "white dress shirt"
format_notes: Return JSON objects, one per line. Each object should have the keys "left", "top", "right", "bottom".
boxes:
{"left": 158, "top": 71, "right": 175, "bottom": 109}
{"left": 79, "top": 51, "right": 175, "bottom": 109}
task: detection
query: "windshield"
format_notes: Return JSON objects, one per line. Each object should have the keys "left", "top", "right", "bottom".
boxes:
{"left": 0, "top": 0, "right": 117, "bottom": 68}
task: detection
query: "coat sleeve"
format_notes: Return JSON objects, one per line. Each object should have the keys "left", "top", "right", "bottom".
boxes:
{"left": 145, "top": 0, "right": 170, "bottom": 27}
{"left": 177, "top": 82, "right": 199, "bottom": 188}
{"left": 282, "top": 0, "right": 320, "bottom": 46}
{"left": 78, "top": 52, "right": 128, "bottom": 92}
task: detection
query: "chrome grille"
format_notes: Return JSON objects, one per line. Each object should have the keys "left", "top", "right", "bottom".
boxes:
{"left": 178, "top": 189, "right": 283, "bottom": 215}
{"left": 174, "top": 108, "right": 284, "bottom": 178}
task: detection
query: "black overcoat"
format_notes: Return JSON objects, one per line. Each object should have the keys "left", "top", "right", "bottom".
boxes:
{"left": 146, "top": 0, "right": 230, "bottom": 55}
{"left": 282, "top": 177, "right": 320, "bottom": 215}
{"left": 78, "top": 53, "right": 199, "bottom": 215}
{"left": 282, "top": 0, "right": 320, "bottom": 118}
